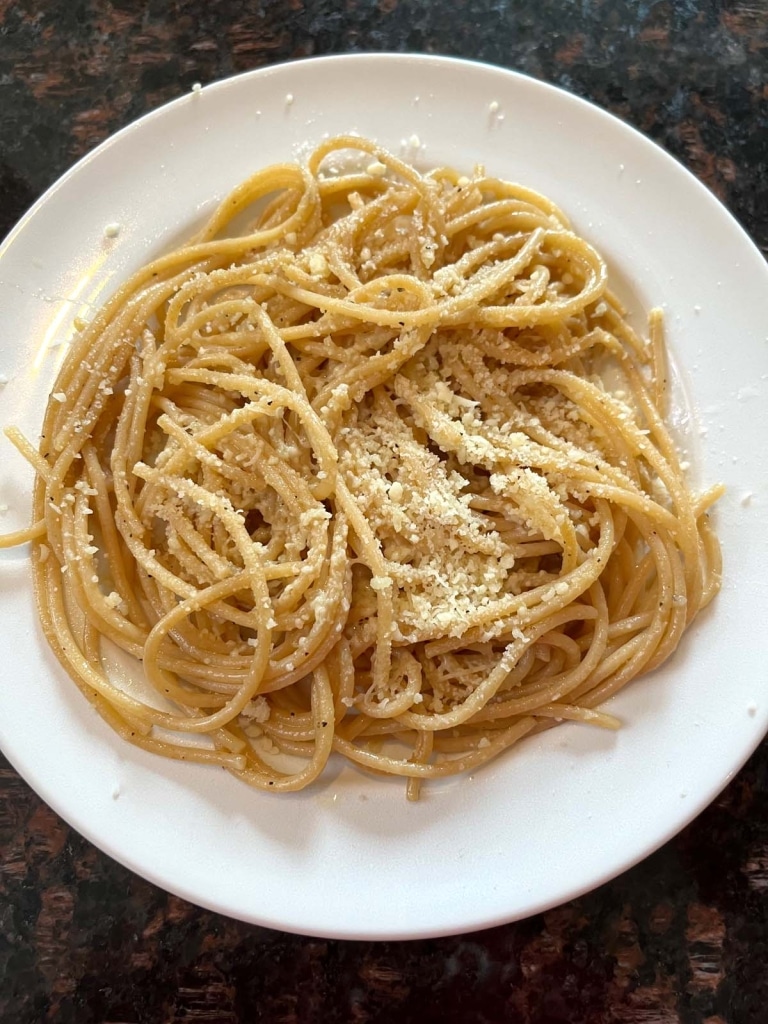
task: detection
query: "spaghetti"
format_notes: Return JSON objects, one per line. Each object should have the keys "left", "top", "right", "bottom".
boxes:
{"left": 2, "top": 136, "right": 722, "bottom": 798}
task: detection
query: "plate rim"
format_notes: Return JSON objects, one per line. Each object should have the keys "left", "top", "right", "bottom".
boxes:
{"left": 1, "top": 51, "right": 767, "bottom": 940}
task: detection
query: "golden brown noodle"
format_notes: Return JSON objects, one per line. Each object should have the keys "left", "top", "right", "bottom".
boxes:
{"left": 2, "top": 135, "right": 722, "bottom": 798}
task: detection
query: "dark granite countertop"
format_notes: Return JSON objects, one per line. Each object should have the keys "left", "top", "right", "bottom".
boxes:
{"left": 1, "top": 2, "right": 767, "bottom": 1022}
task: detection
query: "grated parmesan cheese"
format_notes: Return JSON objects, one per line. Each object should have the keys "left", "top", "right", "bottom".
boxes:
{"left": 241, "top": 696, "right": 271, "bottom": 723}
{"left": 308, "top": 252, "right": 329, "bottom": 276}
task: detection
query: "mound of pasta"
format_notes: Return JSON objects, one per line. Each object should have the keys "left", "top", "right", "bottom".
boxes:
{"left": 5, "top": 136, "right": 722, "bottom": 798}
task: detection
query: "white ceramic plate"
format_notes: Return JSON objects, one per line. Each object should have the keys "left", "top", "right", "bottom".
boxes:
{"left": 1, "top": 54, "right": 766, "bottom": 940}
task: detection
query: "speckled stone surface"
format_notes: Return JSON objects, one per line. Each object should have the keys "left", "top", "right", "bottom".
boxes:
{"left": 0, "top": 2, "right": 766, "bottom": 1022}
